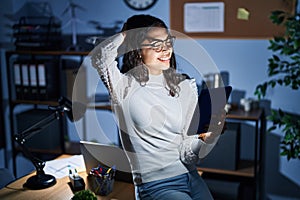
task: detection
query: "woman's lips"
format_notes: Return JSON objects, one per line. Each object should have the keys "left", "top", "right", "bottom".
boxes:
{"left": 158, "top": 57, "right": 170, "bottom": 63}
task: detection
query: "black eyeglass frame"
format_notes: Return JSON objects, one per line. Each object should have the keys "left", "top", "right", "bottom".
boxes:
{"left": 140, "top": 35, "right": 176, "bottom": 52}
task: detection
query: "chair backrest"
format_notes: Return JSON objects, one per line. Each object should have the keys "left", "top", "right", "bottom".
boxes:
{"left": 0, "top": 168, "right": 15, "bottom": 189}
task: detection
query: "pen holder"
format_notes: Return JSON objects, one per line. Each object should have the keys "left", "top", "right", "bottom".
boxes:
{"left": 88, "top": 168, "right": 116, "bottom": 196}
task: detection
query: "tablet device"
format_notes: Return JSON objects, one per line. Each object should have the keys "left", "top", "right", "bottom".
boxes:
{"left": 197, "top": 86, "right": 232, "bottom": 133}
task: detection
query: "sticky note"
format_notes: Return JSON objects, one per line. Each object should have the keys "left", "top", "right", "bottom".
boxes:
{"left": 237, "top": 8, "right": 250, "bottom": 20}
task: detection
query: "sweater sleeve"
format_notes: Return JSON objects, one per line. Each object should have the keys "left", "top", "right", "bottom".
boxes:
{"left": 178, "top": 79, "right": 200, "bottom": 165}
{"left": 91, "top": 33, "right": 126, "bottom": 104}
{"left": 180, "top": 130, "right": 221, "bottom": 165}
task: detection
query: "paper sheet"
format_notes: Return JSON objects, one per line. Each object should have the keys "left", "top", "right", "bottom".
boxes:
{"left": 184, "top": 2, "right": 225, "bottom": 33}
{"left": 237, "top": 8, "right": 250, "bottom": 20}
{"left": 44, "top": 155, "right": 86, "bottom": 179}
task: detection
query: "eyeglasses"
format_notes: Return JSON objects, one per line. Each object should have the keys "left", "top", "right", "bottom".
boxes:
{"left": 140, "top": 35, "right": 176, "bottom": 52}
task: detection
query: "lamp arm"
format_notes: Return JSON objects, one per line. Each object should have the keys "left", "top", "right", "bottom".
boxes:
{"left": 14, "top": 110, "right": 61, "bottom": 173}
{"left": 17, "top": 111, "right": 60, "bottom": 141}
{"left": 15, "top": 137, "right": 46, "bottom": 174}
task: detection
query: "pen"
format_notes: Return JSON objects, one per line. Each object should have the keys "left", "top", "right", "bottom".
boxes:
{"left": 94, "top": 169, "right": 102, "bottom": 177}
{"left": 69, "top": 168, "right": 75, "bottom": 179}
{"left": 106, "top": 167, "right": 112, "bottom": 175}
{"left": 74, "top": 168, "right": 79, "bottom": 178}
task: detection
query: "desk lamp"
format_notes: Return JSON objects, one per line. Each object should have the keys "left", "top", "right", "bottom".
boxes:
{"left": 14, "top": 97, "right": 86, "bottom": 189}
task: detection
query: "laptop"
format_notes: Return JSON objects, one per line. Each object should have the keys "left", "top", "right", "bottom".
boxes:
{"left": 189, "top": 86, "right": 232, "bottom": 134}
{"left": 79, "top": 141, "right": 133, "bottom": 183}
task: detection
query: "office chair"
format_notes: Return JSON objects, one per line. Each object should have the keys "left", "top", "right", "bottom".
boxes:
{"left": 0, "top": 168, "right": 15, "bottom": 189}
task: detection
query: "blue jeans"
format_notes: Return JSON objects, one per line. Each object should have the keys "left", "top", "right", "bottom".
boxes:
{"left": 135, "top": 170, "right": 213, "bottom": 200}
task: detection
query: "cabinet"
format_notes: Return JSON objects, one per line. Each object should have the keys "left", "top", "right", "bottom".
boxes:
{"left": 5, "top": 50, "right": 89, "bottom": 176}
{"left": 197, "top": 108, "right": 266, "bottom": 200}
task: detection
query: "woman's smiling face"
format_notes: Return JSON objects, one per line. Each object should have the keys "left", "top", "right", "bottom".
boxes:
{"left": 140, "top": 27, "right": 174, "bottom": 75}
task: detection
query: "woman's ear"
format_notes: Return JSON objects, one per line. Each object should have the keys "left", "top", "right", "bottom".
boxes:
{"left": 137, "top": 50, "right": 143, "bottom": 60}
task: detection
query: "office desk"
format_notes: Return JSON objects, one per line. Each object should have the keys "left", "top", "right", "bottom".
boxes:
{"left": 0, "top": 155, "right": 135, "bottom": 200}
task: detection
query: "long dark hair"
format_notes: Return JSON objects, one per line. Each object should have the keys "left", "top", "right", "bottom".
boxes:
{"left": 120, "top": 15, "right": 186, "bottom": 97}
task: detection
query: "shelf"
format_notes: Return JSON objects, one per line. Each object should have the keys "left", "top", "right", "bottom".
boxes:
{"left": 6, "top": 50, "right": 82, "bottom": 176}
{"left": 15, "top": 141, "right": 81, "bottom": 156}
{"left": 6, "top": 50, "right": 90, "bottom": 56}
{"left": 198, "top": 160, "right": 255, "bottom": 178}
{"left": 15, "top": 146, "right": 63, "bottom": 155}
{"left": 88, "top": 102, "right": 112, "bottom": 111}
{"left": 12, "top": 100, "right": 60, "bottom": 106}
{"left": 227, "top": 108, "right": 263, "bottom": 121}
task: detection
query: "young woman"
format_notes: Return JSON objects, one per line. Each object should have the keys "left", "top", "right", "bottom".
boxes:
{"left": 91, "top": 14, "right": 221, "bottom": 200}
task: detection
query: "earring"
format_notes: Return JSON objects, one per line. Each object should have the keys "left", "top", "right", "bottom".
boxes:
{"left": 138, "top": 54, "right": 143, "bottom": 64}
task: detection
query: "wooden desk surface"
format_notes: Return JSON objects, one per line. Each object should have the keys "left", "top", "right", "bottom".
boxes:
{"left": 0, "top": 155, "right": 135, "bottom": 200}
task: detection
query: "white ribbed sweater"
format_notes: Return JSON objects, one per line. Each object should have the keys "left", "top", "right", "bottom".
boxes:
{"left": 91, "top": 33, "right": 218, "bottom": 185}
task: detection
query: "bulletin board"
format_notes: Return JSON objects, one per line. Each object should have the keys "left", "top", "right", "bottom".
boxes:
{"left": 170, "top": 0, "right": 296, "bottom": 39}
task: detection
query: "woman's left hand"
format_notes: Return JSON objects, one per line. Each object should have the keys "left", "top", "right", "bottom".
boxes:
{"left": 198, "top": 109, "right": 227, "bottom": 142}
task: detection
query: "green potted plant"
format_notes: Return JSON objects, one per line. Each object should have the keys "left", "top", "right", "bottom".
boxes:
{"left": 254, "top": 9, "right": 300, "bottom": 160}
{"left": 72, "top": 190, "right": 97, "bottom": 200}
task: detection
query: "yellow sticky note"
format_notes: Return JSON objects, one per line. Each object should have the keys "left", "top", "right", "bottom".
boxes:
{"left": 237, "top": 8, "right": 250, "bottom": 20}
